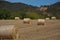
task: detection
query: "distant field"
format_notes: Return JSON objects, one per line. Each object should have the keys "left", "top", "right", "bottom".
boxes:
{"left": 0, "top": 20, "right": 60, "bottom": 40}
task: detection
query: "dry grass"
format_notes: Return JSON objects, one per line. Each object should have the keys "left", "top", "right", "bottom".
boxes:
{"left": 0, "top": 20, "right": 60, "bottom": 40}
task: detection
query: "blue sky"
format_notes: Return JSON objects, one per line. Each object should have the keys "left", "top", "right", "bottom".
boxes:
{"left": 6, "top": 0, "right": 60, "bottom": 7}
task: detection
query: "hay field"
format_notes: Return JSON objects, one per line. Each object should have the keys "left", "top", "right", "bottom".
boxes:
{"left": 0, "top": 20, "right": 60, "bottom": 40}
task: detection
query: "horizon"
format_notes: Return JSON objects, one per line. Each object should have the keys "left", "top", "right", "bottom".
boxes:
{"left": 6, "top": 0, "right": 60, "bottom": 7}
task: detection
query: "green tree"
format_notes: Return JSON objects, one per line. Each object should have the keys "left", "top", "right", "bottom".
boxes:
{"left": 26, "top": 12, "right": 40, "bottom": 19}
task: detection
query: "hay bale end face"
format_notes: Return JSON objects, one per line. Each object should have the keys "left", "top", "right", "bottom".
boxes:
{"left": 23, "top": 18, "right": 31, "bottom": 24}
{"left": 45, "top": 18, "right": 50, "bottom": 21}
{"left": 37, "top": 19, "right": 45, "bottom": 25}
{"left": 15, "top": 17, "right": 20, "bottom": 20}
{"left": 51, "top": 17, "right": 56, "bottom": 20}
{"left": 0, "top": 25, "right": 18, "bottom": 39}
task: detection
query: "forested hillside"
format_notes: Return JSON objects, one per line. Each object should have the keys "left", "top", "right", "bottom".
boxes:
{"left": 46, "top": 2, "right": 60, "bottom": 19}
{"left": 0, "top": 1, "right": 60, "bottom": 19}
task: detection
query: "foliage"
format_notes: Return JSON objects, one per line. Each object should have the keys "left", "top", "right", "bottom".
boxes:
{"left": 0, "top": 1, "right": 60, "bottom": 19}
{"left": 25, "top": 12, "right": 40, "bottom": 19}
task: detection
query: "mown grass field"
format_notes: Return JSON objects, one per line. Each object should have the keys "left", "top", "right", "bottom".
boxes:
{"left": 0, "top": 20, "right": 60, "bottom": 40}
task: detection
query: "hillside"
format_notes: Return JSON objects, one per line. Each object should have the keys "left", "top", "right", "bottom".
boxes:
{"left": 45, "top": 2, "right": 60, "bottom": 19}
{"left": 0, "top": 1, "right": 38, "bottom": 12}
{"left": 0, "top": 1, "right": 60, "bottom": 19}
{"left": 39, "top": 2, "right": 60, "bottom": 19}
{"left": 51, "top": 2, "right": 60, "bottom": 7}
{"left": 0, "top": 1, "right": 41, "bottom": 19}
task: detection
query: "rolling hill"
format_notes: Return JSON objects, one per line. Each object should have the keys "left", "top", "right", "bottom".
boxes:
{"left": 0, "top": 1, "right": 60, "bottom": 19}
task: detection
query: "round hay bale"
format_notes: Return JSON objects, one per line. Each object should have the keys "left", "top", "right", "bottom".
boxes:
{"left": 23, "top": 18, "right": 31, "bottom": 24}
{"left": 37, "top": 19, "right": 45, "bottom": 25}
{"left": 51, "top": 17, "right": 56, "bottom": 20}
{"left": 15, "top": 17, "right": 20, "bottom": 20}
{"left": 0, "top": 25, "right": 18, "bottom": 39}
{"left": 45, "top": 18, "right": 50, "bottom": 21}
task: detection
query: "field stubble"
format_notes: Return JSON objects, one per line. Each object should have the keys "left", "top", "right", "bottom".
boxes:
{"left": 0, "top": 20, "right": 60, "bottom": 40}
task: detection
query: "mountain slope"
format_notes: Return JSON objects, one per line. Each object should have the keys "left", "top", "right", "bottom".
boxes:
{"left": 45, "top": 2, "right": 60, "bottom": 18}
{"left": 0, "top": 1, "right": 60, "bottom": 19}
{"left": 0, "top": 1, "right": 39, "bottom": 12}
